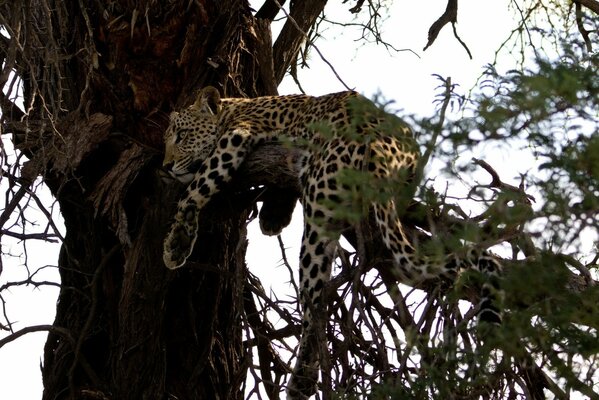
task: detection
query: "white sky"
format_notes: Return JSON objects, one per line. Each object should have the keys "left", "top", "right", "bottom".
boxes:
{"left": 1, "top": 1, "right": 582, "bottom": 399}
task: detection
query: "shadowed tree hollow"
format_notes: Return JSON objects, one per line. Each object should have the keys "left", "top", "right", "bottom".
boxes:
{"left": 1, "top": 1, "right": 598, "bottom": 400}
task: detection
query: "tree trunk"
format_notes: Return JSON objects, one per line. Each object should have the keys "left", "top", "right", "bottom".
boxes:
{"left": 6, "top": 1, "right": 299, "bottom": 398}
{"left": 0, "top": 0, "right": 330, "bottom": 396}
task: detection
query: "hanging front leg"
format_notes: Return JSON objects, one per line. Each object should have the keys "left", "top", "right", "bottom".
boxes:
{"left": 163, "top": 198, "right": 201, "bottom": 269}
{"left": 163, "top": 127, "right": 254, "bottom": 269}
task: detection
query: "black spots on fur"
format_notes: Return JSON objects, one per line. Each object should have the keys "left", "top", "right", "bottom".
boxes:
{"left": 326, "top": 163, "right": 338, "bottom": 174}
{"left": 302, "top": 253, "right": 312, "bottom": 269}
{"left": 356, "top": 144, "right": 366, "bottom": 155}
{"left": 199, "top": 164, "right": 208, "bottom": 174}
{"left": 314, "top": 166, "right": 324, "bottom": 179}
{"left": 397, "top": 256, "right": 409, "bottom": 266}
{"left": 314, "top": 279, "right": 323, "bottom": 291}
{"left": 305, "top": 203, "right": 313, "bottom": 217}
{"left": 315, "top": 192, "right": 325, "bottom": 202}
{"left": 340, "top": 154, "right": 351, "bottom": 164}
{"left": 209, "top": 156, "right": 219, "bottom": 169}
{"left": 308, "top": 230, "right": 318, "bottom": 245}
{"left": 231, "top": 133, "right": 243, "bottom": 147}
{"left": 329, "top": 194, "right": 341, "bottom": 204}
{"left": 389, "top": 242, "right": 400, "bottom": 254}
{"left": 313, "top": 294, "right": 322, "bottom": 306}
{"left": 208, "top": 170, "right": 220, "bottom": 180}
{"left": 331, "top": 112, "right": 344, "bottom": 123}
{"left": 327, "top": 178, "right": 337, "bottom": 190}
{"left": 479, "top": 257, "right": 495, "bottom": 272}
{"left": 315, "top": 242, "right": 325, "bottom": 256}
{"left": 313, "top": 210, "right": 325, "bottom": 219}
{"left": 317, "top": 180, "right": 326, "bottom": 189}
{"left": 447, "top": 258, "right": 458, "bottom": 270}
{"left": 368, "top": 162, "right": 376, "bottom": 172}
{"left": 213, "top": 174, "right": 224, "bottom": 187}
{"left": 309, "top": 264, "right": 319, "bottom": 279}
{"left": 326, "top": 153, "right": 338, "bottom": 162}
{"left": 221, "top": 152, "right": 233, "bottom": 162}
{"left": 219, "top": 137, "right": 229, "bottom": 149}
{"left": 199, "top": 183, "right": 210, "bottom": 196}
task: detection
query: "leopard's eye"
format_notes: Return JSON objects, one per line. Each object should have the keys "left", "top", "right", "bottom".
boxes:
{"left": 175, "top": 129, "right": 190, "bottom": 143}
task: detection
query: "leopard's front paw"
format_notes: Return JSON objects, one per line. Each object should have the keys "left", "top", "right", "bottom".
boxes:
{"left": 163, "top": 218, "right": 198, "bottom": 269}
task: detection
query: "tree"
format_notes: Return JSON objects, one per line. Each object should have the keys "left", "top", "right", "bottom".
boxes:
{"left": 0, "top": 1, "right": 597, "bottom": 399}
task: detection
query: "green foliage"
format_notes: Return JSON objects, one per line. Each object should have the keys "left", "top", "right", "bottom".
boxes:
{"left": 328, "top": 35, "right": 599, "bottom": 399}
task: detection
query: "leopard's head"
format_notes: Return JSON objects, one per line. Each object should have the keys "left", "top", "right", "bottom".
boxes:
{"left": 163, "top": 86, "right": 221, "bottom": 183}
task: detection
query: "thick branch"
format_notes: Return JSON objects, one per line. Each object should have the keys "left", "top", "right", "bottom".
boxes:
{"left": 272, "top": 0, "right": 328, "bottom": 84}
{"left": 255, "top": 0, "right": 287, "bottom": 20}
{"left": 574, "top": 0, "right": 599, "bottom": 15}
{"left": 423, "top": 0, "right": 472, "bottom": 58}
{"left": 424, "top": 0, "right": 458, "bottom": 51}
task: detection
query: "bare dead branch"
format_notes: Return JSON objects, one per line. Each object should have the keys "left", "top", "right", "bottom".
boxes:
{"left": 0, "top": 88, "right": 25, "bottom": 122}
{"left": 574, "top": 0, "right": 599, "bottom": 15}
{"left": 416, "top": 75, "right": 453, "bottom": 182}
{"left": 575, "top": 2, "right": 593, "bottom": 52}
{"left": 472, "top": 157, "right": 535, "bottom": 203}
{"left": 0, "top": 324, "right": 68, "bottom": 349}
{"left": 423, "top": 0, "right": 473, "bottom": 59}
{"left": 424, "top": 0, "right": 458, "bottom": 51}
{"left": 255, "top": 0, "right": 288, "bottom": 20}
{"left": 0, "top": 230, "right": 60, "bottom": 242}
{"left": 0, "top": 323, "right": 101, "bottom": 387}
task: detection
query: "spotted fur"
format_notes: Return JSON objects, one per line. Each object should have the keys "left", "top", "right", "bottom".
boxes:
{"left": 162, "top": 87, "right": 501, "bottom": 399}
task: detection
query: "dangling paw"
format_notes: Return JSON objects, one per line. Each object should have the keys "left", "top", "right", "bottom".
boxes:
{"left": 259, "top": 189, "right": 298, "bottom": 236}
{"left": 287, "top": 362, "right": 319, "bottom": 400}
{"left": 163, "top": 207, "right": 198, "bottom": 269}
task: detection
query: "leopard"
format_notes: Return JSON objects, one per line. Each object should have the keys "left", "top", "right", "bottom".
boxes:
{"left": 162, "top": 87, "right": 502, "bottom": 399}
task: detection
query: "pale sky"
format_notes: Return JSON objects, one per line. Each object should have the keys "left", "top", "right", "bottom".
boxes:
{"left": 0, "top": 1, "right": 555, "bottom": 398}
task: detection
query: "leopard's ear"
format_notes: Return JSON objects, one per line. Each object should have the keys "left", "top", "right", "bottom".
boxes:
{"left": 194, "top": 86, "right": 221, "bottom": 115}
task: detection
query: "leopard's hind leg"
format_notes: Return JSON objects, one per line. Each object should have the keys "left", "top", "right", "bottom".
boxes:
{"left": 287, "top": 171, "right": 343, "bottom": 399}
